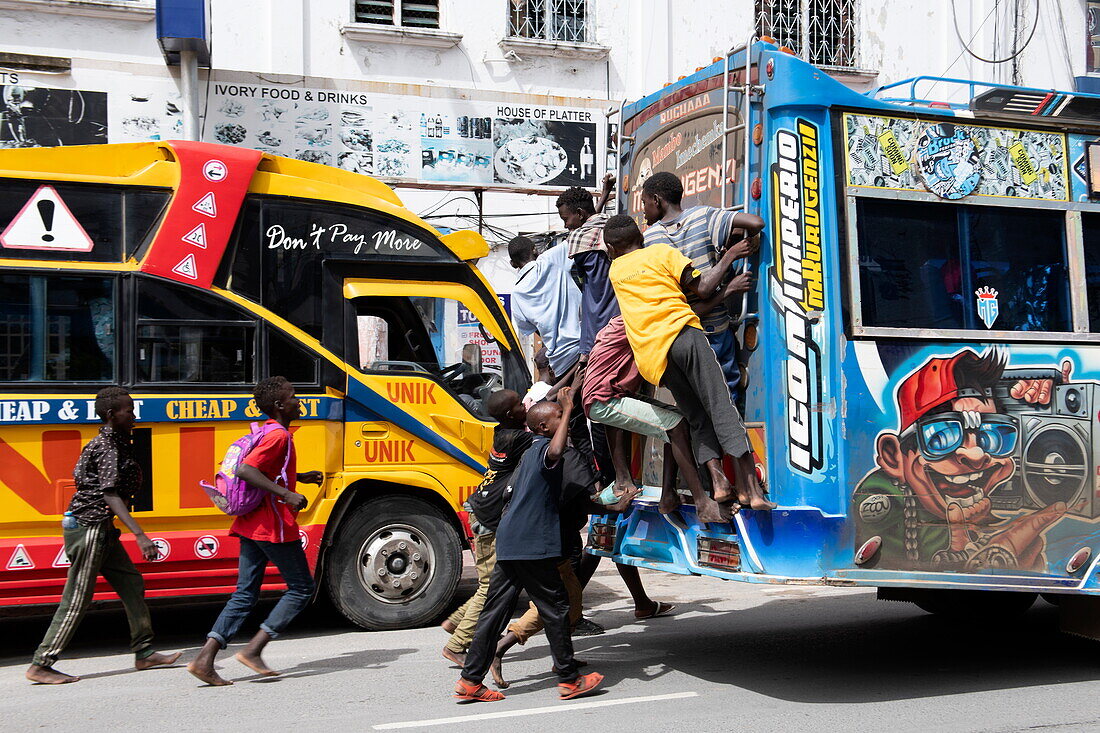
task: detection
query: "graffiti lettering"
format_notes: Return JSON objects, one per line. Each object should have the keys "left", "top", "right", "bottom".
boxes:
{"left": 659, "top": 95, "right": 708, "bottom": 125}
{"left": 769, "top": 120, "right": 825, "bottom": 475}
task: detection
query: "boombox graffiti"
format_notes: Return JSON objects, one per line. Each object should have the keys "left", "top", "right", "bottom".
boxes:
{"left": 852, "top": 348, "right": 1096, "bottom": 573}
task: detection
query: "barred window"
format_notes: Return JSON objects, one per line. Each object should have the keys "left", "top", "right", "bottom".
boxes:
{"left": 354, "top": 0, "right": 440, "bottom": 29}
{"left": 756, "top": 0, "right": 857, "bottom": 69}
{"left": 508, "top": 0, "right": 590, "bottom": 43}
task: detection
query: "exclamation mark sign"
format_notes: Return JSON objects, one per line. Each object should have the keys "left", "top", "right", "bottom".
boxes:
{"left": 37, "top": 200, "right": 55, "bottom": 242}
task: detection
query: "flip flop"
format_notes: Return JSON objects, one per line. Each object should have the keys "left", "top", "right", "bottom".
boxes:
{"left": 559, "top": 672, "right": 604, "bottom": 700}
{"left": 634, "top": 601, "right": 675, "bottom": 620}
{"left": 454, "top": 679, "right": 505, "bottom": 703}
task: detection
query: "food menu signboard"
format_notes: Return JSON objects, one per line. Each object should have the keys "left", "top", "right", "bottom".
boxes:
{"left": 203, "top": 82, "right": 603, "bottom": 190}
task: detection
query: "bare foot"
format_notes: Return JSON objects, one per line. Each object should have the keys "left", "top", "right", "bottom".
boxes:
{"left": 235, "top": 651, "right": 279, "bottom": 677}
{"left": 187, "top": 660, "right": 233, "bottom": 686}
{"left": 608, "top": 485, "right": 641, "bottom": 512}
{"left": 707, "top": 460, "right": 736, "bottom": 504}
{"left": 613, "top": 477, "right": 635, "bottom": 498}
{"left": 489, "top": 655, "right": 509, "bottom": 689}
{"left": 750, "top": 495, "right": 777, "bottom": 511}
{"left": 658, "top": 487, "right": 682, "bottom": 515}
{"left": 695, "top": 496, "right": 726, "bottom": 523}
{"left": 135, "top": 651, "right": 182, "bottom": 670}
{"left": 442, "top": 647, "right": 466, "bottom": 667}
{"left": 26, "top": 664, "right": 79, "bottom": 684}
{"left": 441, "top": 619, "right": 457, "bottom": 634}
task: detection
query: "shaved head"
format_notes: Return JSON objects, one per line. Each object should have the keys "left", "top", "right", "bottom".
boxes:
{"left": 526, "top": 400, "right": 562, "bottom": 434}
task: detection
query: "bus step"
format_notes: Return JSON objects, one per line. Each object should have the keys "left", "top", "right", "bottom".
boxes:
{"left": 1057, "top": 594, "right": 1100, "bottom": 641}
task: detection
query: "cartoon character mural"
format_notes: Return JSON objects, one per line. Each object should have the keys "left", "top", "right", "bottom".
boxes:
{"left": 851, "top": 347, "right": 1097, "bottom": 573}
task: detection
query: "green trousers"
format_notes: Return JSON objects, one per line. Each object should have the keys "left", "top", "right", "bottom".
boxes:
{"left": 32, "top": 522, "right": 154, "bottom": 668}
{"left": 445, "top": 532, "right": 496, "bottom": 653}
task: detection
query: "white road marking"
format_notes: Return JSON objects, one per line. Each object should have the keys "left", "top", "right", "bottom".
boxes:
{"left": 373, "top": 691, "right": 699, "bottom": 729}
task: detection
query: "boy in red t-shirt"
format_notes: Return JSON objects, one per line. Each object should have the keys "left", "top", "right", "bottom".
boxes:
{"left": 187, "top": 377, "right": 323, "bottom": 686}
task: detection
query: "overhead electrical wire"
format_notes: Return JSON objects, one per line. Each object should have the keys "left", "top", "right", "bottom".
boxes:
{"left": 950, "top": 0, "right": 1039, "bottom": 64}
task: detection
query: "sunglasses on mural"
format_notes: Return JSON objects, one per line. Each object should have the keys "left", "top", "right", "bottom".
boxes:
{"left": 903, "top": 411, "right": 1019, "bottom": 460}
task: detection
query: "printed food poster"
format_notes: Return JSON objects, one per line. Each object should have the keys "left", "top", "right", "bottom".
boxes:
{"left": 203, "top": 83, "right": 603, "bottom": 189}
{"left": 0, "top": 83, "right": 107, "bottom": 148}
{"left": 493, "top": 105, "right": 598, "bottom": 187}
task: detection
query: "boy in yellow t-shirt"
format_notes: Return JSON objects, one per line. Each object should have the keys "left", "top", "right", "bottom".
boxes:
{"left": 604, "top": 214, "right": 774, "bottom": 512}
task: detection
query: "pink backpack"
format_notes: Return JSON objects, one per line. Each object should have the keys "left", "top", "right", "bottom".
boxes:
{"left": 200, "top": 422, "right": 292, "bottom": 516}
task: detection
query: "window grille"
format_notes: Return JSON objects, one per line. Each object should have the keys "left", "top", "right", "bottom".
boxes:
{"left": 508, "top": 0, "right": 590, "bottom": 43}
{"left": 756, "top": 0, "right": 857, "bottom": 69}
{"left": 354, "top": 0, "right": 440, "bottom": 29}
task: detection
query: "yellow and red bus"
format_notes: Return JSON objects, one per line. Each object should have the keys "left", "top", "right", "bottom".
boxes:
{"left": 0, "top": 140, "right": 527, "bottom": 629}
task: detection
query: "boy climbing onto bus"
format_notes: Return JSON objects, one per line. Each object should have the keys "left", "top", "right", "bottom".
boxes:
{"left": 454, "top": 387, "right": 603, "bottom": 703}
{"left": 187, "top": 376, "right": 323, "bottom": 686}
{"left": 640, "top": 171, "right": 764, "bottom": 402}
{"left": 27, "top": 386, "right": 181, "bottom": 685}
{"left": 604, "top": 214, "right": 774, "bottom": 511}
{"left": 441, "top": 389, "right": 533, "bottom": 666}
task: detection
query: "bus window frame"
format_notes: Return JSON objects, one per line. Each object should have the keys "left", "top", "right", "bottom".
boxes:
{"left": 0, "top": 268, "right": 121, "bottom": 387}
{"left": 843, "top": 186, "right": 1096, "bottom": 342}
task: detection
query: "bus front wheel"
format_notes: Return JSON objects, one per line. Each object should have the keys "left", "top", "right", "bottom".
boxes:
{"left": 325, "top": 496, "right": 463, "bottom": 631}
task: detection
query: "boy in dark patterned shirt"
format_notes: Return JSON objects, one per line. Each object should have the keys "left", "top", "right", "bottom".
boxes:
{"left": 27, "top": 386, "right": 180, "bottom": 685}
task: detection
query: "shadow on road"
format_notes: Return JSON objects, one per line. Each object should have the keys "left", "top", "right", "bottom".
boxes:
{"left": 494, "top": 588, "right": 1100, "bottom": 704}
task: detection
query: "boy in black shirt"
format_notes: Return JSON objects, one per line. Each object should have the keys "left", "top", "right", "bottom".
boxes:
{"left": 441, "top": 389, "right": 533, "bottom": 665}
{"left": 454, "top": 387, "right": 604, "bottom": 703}
{"left": 27, "top": 387, "right": 180, "bottom": 684}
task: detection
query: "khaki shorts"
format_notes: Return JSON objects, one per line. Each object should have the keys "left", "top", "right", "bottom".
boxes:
{"left": 588, "top": 395, "right": 683, "bottom": 443}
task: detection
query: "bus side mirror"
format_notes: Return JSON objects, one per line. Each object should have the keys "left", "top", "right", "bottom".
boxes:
{"left": 462, "top": 343, "right": 483, "bottom": 374}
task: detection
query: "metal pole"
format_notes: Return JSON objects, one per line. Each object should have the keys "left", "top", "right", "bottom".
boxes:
{"left": 180, "top": 49, "right": 200, "bottom": 141}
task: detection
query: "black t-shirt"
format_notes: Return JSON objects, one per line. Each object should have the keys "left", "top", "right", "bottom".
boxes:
{"left": 496, "top": 437, "right": 595, "bottom": 561}
{"left": 468, "top": 428, "right": 534, "bottom": 531}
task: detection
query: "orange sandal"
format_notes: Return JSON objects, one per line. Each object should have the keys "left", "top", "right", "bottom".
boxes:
{"left": 454, "top": 678, "right": 505, "bottom": 703}
{"left": 558, "top": 672, "right": 604, "bottom": 700}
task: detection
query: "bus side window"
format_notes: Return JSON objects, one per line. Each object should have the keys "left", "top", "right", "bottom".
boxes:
{"left": 0, "top": 273, "right": 116, "bottom": 382}
{"left": 267, "top": 328, "right": 320, "bottom": 386}
{"left": 855, "top": 199, "right": 1070, "bottom": 332}
{"left": 1084, "top": 214, "right": 1100, "bottom": 332}
{"left": 135, "top": 277, "right": 257, "bottom": 384}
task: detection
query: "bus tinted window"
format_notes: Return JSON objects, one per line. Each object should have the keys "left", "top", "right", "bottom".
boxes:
{"left": 136, "top": 277, "right": 256, "bottom": 384}
{"left": 0, "top": 181, "right": 169, "bottom": 263}
{"left": 1085, "top": 213, "right": 1100, "bottom": 332}
{"left": 268, "top": 329, "right": 319, "bottom": 385}
{"left": 856, "top": 199, "right": 1069, "bottom": 332}
{"left": 217, "top": 196, "right": 455, "bottom": 339}
{"left": 0, "top": 274, "right": 115, "bottom": 382}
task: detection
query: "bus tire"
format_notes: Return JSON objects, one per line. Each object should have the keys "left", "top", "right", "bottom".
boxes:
{"left": 325, "top": 496, "right": 463, "bottom": 631}
{"left": 911, "top": 589, "right": 1037, "bottom": 619}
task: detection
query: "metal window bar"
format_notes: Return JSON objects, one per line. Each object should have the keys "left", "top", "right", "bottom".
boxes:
{"left": 355, "top": 0, "right": 439, "bottom": 28}
{"left": 755, "top": 0, "right": 856, "bottom": 68}
{"left": 508, "top": 0, "right": 588, "bottom": 42}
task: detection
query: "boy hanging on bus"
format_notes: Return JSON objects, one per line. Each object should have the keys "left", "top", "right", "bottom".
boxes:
{"left": 604, "top": 214, "right": 774, "bottom": 511}
{"left": 27, "top": 386, "right": 181, "bottom": 685}
{"left": 187, "top": 376, "right": 324, "bottom": 686}
{"left": 441, "top": 389, "right": 533, "bottom": 667}
{"left": 454, "top": 387, "right": 604, "bottom": 703}
{"left": 639, "top": 171, "right": 763, "bottom": 403}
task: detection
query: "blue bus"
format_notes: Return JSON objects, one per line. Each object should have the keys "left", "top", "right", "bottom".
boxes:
{"left": 596, "top": 39, "right": 1100, "bottom": 631}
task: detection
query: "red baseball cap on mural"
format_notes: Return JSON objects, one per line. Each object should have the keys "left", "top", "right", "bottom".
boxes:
{"left": 896, "top": 353, "right": 972, "bottom": 431}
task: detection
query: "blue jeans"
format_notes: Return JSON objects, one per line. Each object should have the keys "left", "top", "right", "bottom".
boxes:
{"left": 705, "top": 327, "right": 741, "bottom": 402}
{"left": 207, "top": 536, "right": 315, "bottom": 648}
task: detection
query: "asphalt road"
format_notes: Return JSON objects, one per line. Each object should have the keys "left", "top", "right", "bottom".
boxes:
{"left": 2, "top": 561, "right": 1099, "bottom": 733}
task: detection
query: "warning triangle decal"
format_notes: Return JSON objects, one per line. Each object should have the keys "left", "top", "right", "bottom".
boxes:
{"left": 53, "top": 546, "right": 71, "bottom": 568}
{"left": 0, "top": 185, "right": 95, "bottom": 253}
{"left": 172, "top": 253, "right": 199, "bottom": 280}
{"left": 192, "top": 192, "right": 217, "bottom": 218}
{"left": 7, "top": 544, "right": 35, "bottom": 570}
{"left": 182, "top": 223, "right": 208, "bottom": 249}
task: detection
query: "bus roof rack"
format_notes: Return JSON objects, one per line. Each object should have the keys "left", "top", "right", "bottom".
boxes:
{"left": 872, "top": 75, "right": 1100, "bottom": 123}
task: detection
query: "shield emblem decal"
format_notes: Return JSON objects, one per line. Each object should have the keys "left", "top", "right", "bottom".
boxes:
{"left": 975, "top": 287, "right": 999, "bottom": 329}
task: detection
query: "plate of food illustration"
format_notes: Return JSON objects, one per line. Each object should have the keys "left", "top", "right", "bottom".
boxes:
{"left": 494, "top": 136, "right": 568, "bottom": 184}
